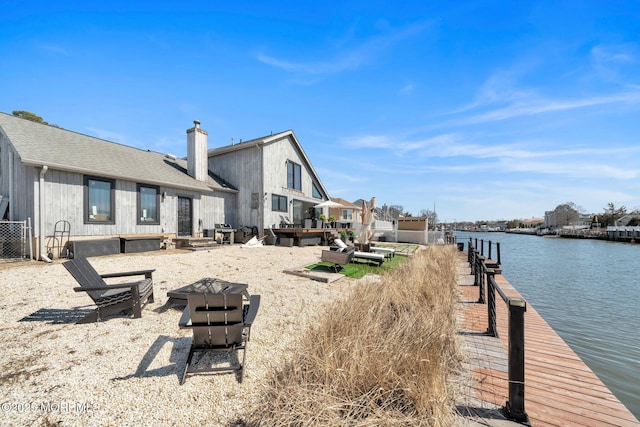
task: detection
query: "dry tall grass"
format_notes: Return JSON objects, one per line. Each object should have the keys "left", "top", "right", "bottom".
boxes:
{"left": 245, "top": 245, "right": 463, "bottom": 426}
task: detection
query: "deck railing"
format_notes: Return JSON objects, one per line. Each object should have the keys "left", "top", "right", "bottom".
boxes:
{"left": 467, "top": 238, "right": 529, "bottom": 424}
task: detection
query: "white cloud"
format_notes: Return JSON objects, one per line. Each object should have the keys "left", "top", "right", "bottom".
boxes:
{"left": 591, "top": 45, "right": 636, "bottom": 65}
{"left": 256, "top": 52, "right": 365, "bottom": 74}
{"left": 256, "top": 21, "right": 431, "bottom": 75}
{"left": 400, "top": 82, "right": 414, "bottom": 94}
{"left": 463, "top": 92, "right": 640, "bottom": 124}
{"left": 39, "top": 43, "right": 68, "bottom": 55}
{"left": 85, "top": 127, "right": 125, "bottom": 142}
{"left": 315, "top": 167, "right": 367, "bottom": 183}
{"left": 503, "top": 159, "right": 640, "bottom": 180}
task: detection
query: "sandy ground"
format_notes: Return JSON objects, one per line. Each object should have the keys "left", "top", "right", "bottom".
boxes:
{"left": 0, "top": 245, "right": 360, "bottom": 426}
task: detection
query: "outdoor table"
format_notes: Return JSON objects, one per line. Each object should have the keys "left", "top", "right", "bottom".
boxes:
{"left": 166, "top": 277, "right": 250, "bottom": 306}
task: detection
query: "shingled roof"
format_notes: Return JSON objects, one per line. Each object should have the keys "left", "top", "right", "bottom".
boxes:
{"left": 0, "top": 112, "right": 236, "bottom": 193}
{"left": 331, "top": 197, "right": 362, "bottom": 210}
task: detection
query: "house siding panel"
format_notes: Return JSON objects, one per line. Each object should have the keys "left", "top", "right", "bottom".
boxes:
{"left": 199, "top": 190, "right": 236, "bottom": 230}
{"left": 0, "top": 133, "right": 8, "bottom": 197}
{"left": 208, "top": 145, "right": 262, "bottom": 229}
{"left": 1, "top": 135, "right": 33, "bottom": 221}
{"left": 262, "top": 135, "right": 323, "bottom": 228}
{"left": 31, "top": 169, "right": 227, "bottom": 240}
{"left": 13, "top": 155, "right": 32, "bottom": 222}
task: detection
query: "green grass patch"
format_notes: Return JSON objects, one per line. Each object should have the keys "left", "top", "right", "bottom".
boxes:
{"left": 306, "top": 254, "right": 408, "bottom": 279}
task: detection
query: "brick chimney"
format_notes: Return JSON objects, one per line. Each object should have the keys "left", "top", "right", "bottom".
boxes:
{"left": 186, "top": 120, "right": 208, "bottom": 181}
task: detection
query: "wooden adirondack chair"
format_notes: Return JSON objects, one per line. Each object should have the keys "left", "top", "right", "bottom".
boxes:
{"left": 63, "top": 257, "right": 155, "bottom": 324}
{"left": 179, "top": 292, "right": 260, "bottom": 384}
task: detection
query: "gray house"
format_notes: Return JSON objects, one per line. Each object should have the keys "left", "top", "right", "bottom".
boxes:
{"left": 207, "top": 130, "right": 330, "bottom": 230}
{"left": 0, "top": 112, "right": 330, "bottom": 259}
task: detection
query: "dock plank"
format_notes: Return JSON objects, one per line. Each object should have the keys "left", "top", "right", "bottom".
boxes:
{"left": 457, "top": 254, "right": 639, "bottom": 426}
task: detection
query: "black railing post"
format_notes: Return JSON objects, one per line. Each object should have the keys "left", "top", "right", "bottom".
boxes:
{"left": 485, "top": 269, "right": 496, "bottom": 333}
{"left": 470, "top": 248, "right": 476, "bottom": 276}
{"left": 473, "top": 251, "right": 484, "bottom": 286}
{"left": 476, "top": 256, "right": 486, "bottom": 302}
{"left": 467, "top": 238, "right": 528, "bottom": 424}
{"left": 504, "top": 298, "right": 529, "bottom": 424}
{"left": 488, "top": 240, "right": 492, "bottom": 261}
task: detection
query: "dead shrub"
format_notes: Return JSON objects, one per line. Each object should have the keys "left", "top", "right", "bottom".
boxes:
{"left": 246, "top": 245, "right": 464, "bottom": 426}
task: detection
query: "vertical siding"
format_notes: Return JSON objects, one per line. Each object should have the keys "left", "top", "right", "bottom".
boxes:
{"left": 11, "top": 152, "right": 32, "bottom": 222}
{"left": 199, "top": 190, "right": 237, "bottom": 229}
{"left": 0, "top": 133, "right": 7, "bottom": 197}
{"left": 29, "top": 168, "right": 228, "bottom": 239}
{"left": 208, "top": 135, "right": 327, "bottom": 230}
{"left": 262, "top": 135, "right": 324, "bottom": 227}
{"left": 41, "top": 168, "right": 82, "bottom": 236}
{"left": 0, "top": 135, "right": 33, "bottom": 221}
{"left": 208, "top": 144, "right": 263, "bottom": 228}
{"left": 222, "top": 191, "right": 237, "bottom": 227}
{"left": 160, "top": 189, "right": 176, "bottom": 234}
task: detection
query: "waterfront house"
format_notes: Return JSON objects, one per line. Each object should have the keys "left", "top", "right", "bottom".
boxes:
{"left": 614, "top": 214, "right": 640, "bottom": 227}
{"left": 522, "top": 217, "right": 544, "bottom": 228}
{"left": 326, "top": 197, "right": 362, "bottom": 226}
{"left": 0, "top": 112, "right": 330, "bottom": 259}
{"left": 206, "top": 130, "right": 330, "bottom": 230}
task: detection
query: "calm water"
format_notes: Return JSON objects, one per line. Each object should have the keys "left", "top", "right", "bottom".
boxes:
{"left": 457, "top": 231, "right": 640, "bottom": 420}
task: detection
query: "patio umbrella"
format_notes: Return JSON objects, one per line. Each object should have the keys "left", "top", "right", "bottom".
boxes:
{"left": 314, "top": 200, "right": 344, "bottom": 208}
{"left": 357, "top": 197, "right": 376, "bottom": 244}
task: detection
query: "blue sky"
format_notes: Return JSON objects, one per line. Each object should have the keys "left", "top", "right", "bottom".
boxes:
{"left": 2, "top": 1, "right": 640, "bottom": 222}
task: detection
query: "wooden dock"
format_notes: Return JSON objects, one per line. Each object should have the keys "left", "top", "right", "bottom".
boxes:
{"left": 457, "top": 254, "right": 639, "bottom": 426}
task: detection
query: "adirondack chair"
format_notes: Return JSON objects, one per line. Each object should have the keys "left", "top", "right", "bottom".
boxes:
{"left": 63, "top": 257, "right": 155, "bottom": 324}
{"left": 179, "top": 292, "right": 260, "bottom": 384}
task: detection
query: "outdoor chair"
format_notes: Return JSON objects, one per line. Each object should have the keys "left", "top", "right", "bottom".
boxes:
{"left": 369, "top": 245, "right": 395, "bottom": 259}
{"left": 179, "top": 292, "right": 260, "bottom": 384}
{"left": 264, "top": 227, "right": 277, "bottom": 245}
{"left": 321, "top": 247, "right": 355, "bottom": 272}
{"left": 63, "top": 257, "right": 155, "bottom": 324}
{"left": 279, "top": 215, "right": 296, "bottom": 228}
{"left": 332, "top": 238, "right": 385, "bottom": 266}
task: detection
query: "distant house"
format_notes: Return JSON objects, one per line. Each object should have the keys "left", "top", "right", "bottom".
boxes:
{"left": 0, "top": 113, "right": 330, "bottom": 258}
{"left": 522, "top": 217, "right": 544, "bottom": 228}
{"left": 614, "top": 214, "right": 640, "bottom": 227}
{"left": 327, "top": 198, "right": 362, "bottom": 225}
{"left": 545, "top": 210, "right": 592, "bottom": 229}
{"left": 206, "top": 130, "right": 330, "bottom": 229}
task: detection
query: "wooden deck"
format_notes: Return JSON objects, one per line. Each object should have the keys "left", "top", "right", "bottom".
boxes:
{"left": 457, "top": 254, "right": 640, "bottom": 426}
{"left": 271, "top": 227, "right": 350, "bottom": 246}
{"left": 272, "top": 227, "right": 351, "bottom": 235}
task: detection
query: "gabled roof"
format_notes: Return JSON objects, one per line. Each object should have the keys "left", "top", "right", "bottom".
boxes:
{"left": 207, "top": 129, "right": 330, "bottom": 199}
{"left": 0, "top": 112, "right": 236, "bottom": 193}
{"left": 331, "top": 197, "right": 362, "bottom": 210}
